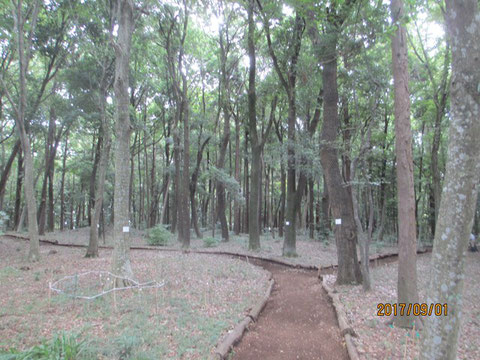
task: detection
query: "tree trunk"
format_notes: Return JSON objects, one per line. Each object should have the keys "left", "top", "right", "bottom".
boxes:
{"left": 247, "top": 0, "right": 260, "bottom": 250}
{"left": 234, "top": 113, "right": 241, "bottom": 235}
{"left": 11, "top": 0, "right": 41, "bottom": 261}
{"left": 87, "top": 67, "right": 111, "bottom": 258}
{"left": 111, "top": 0, "right": 134, "bottom": 281}
{"left": 0, "top": 140, "right": 20, "bottom": 211}
{"left": 308, "top": 178, "right": 314, "bottom": 239}
{"left": 391, "top": 0, "right": 420, "bottom": 328}
{"left": 13, "top": 147, "right": 23, "bottom": 229}
{"left": 319, "top": 47, "right": 361, "bottom": 285}
{"left": 190, "top": 136, "right": 209, "bottom": 238}
{"left": 377, "top": 107, "right": 389, "bottom": 243}
{"left": 420, "top": 1, "right": 480, "bottom": 358}
{"left": 38, "top": 106, "right": 57, "bottom": 235}
{"left": 278, "top": 165, "right": 286, "bottom": 237}
{"left": 89, "top": 134, "right": 102, "bottom": 227}
{"left": 60, "top": 135, "right": 68, "bottom": 230}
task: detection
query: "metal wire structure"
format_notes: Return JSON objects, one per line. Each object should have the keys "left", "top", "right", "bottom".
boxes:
{"left": 49, "top": 270, "right": 165, "bottom": 300}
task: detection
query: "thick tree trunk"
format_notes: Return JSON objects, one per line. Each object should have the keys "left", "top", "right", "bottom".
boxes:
{"left": 391, "top": 0, "right": 420, "bottom": 328}
{"left": 420, "top": 1, "right": 480, "bottom": 358}
{"left": 111, "top": 0, "right": 134, "bottom": 281}
{"left": 320, "top": 51, "right": 361, "bottom": 285}
{"left": 283, "top": 100, "right": 297, "bottom": 256}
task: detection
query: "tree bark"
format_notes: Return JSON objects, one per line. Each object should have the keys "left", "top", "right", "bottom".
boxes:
{"left": 190, "top": 136, "right": 210, "bottom": 238}
{"left": 391, "top": 0, "right": 420, "bottom": 328}
{"left": 318, "top": 41, "right": 361, "bottom": 285}
{"left": 233, "top": 112, "right": 241, "bottom": 235}
{"left": 11, "top": 0, "right": 41, "bottom": 261}
{"left": 59, "top": 134, "right": 68, "bottom": 230}
{"left": 87, "top": 62, "right": 112, "bottom": 258}
{"left": 111, "top": 0, "right": 134, "bottom": 281}
{"left": 38, "top": 106, "right": 58, "bottom": 235}
{"left": 0, "top": 140, "right": 20, "bottom": 211}
{"left": 247, "top": 0, "right": 260, "bottom": 250}
{"left": 13, "top": 147, "right": 23, "bottom": 229}
{"left": 420, "top": 1, "right": 480, "bottom": 358}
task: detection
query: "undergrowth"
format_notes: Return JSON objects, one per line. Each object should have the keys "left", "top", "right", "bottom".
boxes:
{"left": 0, "top": 332, "right": 86, "bottom": 360}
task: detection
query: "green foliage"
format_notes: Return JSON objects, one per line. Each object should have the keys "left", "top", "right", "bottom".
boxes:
{"left": 146, "top": 225, "right": 171, "bottom": 246}
{"left": 205, "top": 166, "right": 245, "bottom": 205}
{"left": 203, "top": 236, "right": 219, "bottom": 248}
{"left": 0, "top": 333, "right": 86, "bottom": 360}
{"left": 114, "top": 333, "right": 142, "bottom": 360}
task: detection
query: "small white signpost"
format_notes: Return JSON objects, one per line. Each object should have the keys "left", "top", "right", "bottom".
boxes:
{"left": 335, "top": 218, "right": 342, "bottom": 225}
{"left": 122, "top": 226, "right": 130, "bottom": 233}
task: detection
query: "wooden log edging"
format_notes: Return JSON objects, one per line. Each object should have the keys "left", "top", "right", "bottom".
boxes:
{"left": 210, "top": 276, "right": 275, "bottom": 360}
{"left": 322, "top": 278, "right": 360, "bottom": 360}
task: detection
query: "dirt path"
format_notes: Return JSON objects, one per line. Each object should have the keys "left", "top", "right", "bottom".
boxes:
{"left": 232, "top": 261, "right": 348, "bottom": 360}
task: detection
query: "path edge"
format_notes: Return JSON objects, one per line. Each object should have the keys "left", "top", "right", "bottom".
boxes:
{"left": 210, "top": 275, "right": 275, "bottom": 360}
{"left": 321, "top": 278, "right": 360, "bottom": 360}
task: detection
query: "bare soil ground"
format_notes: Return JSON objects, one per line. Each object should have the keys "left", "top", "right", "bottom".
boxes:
{"left": 232, "top": 261, "right": 349, "bottom": 360}
{"left": 0, "top": 236, "right": 270, "bottom": 359}
{"left": 324, "top": 252, "right": 480, "bottom": 360}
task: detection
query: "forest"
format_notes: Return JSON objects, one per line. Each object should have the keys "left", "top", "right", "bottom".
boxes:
{"left": 0, "top": 0, "right": 479, "bottom": 359}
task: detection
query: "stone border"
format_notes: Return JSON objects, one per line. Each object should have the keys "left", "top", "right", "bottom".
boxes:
{"left": 211, "top": 277, "right": 275, "bottom": 360}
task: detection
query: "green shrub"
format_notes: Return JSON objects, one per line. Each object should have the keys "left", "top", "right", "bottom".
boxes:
{"left": 146, "top": 225, "right": 171, "bottom": 246}
{"left": 0, "top": 332, "right": 86, "bottom": 360}
{"left": 203, "top": 237, "right": 219, "bottom": 248}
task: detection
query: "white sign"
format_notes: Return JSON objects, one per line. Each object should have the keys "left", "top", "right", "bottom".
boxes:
{"left": 335, "top": 219, "right": 342, "bottom": 225}
{"left": 123, "top": 226, "right": 130, "bottom": 233}
{"left": 285, "top": 221, "right": 290, "bottom": 226}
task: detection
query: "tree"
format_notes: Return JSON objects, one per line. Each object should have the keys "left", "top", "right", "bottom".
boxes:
{"left": 1, "top": 0, "right": 42, "bottom": 261}
{"left": 259, "top": 2, "right": 304, "bottom": 257}
{"left": 420, "top": 0, "right": 480, "bottom": 358}
{"left": 308, "top": 1, "right": 362, "bottom": 284}
{"left": 111, "top": 0, "right": 135, "bottom": 280}
{"left": 246, "top": 0, "right": 274, "bottom": 251}
{"left": 391, "top": 0, "right": 420, "bottom": 328}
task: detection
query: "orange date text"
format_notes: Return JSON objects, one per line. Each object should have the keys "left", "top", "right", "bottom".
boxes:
{"left": 376, "top": 303, "right": 448, "bottom": 317}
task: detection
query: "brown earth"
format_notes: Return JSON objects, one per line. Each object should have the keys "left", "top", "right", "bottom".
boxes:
{"left": 232, "top": 261, "right": 349, "bottom": 360}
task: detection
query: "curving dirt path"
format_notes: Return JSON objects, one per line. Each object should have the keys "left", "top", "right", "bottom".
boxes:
{"left": 232, "top": 260, "right": 348, "bottom": 360}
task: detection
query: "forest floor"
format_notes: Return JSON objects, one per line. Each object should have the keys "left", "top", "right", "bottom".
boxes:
{"left": 4, "top": 228, "right": 473, "bottom": 360}
{"left": 324, "top": 252, "right": 480, "bottom": 360}
{"left": 0, "top": 235, "right": 270, "bottom": 359}
{"left": 25, "top": 226, "right": 399, "bottom": 268}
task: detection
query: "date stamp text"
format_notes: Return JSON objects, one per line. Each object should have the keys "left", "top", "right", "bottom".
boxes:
{"left": 377, "top": 303, "right": 448, "bottom": 317}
